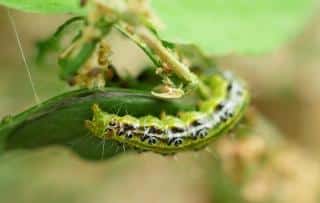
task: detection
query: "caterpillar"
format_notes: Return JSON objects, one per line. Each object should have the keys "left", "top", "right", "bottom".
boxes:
{"left": 85, "top": 71, "right": 249, "bottom": 154}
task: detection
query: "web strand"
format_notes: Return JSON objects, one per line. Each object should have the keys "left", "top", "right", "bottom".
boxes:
{"left": 7, "top": 9, "right": 41, "bottom": 105}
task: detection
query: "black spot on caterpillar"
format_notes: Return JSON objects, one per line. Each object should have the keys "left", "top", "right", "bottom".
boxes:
{"left": 85, "top": 71, "right": 250, "bottom": 154}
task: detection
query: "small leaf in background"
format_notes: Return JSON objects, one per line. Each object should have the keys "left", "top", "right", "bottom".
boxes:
{"left": 151, "top": 0, "right": 315, "bottom": 55}
{"left": 0, "top": 0, "right": 84, "bottom": 14}
{"left": 36, "top": 16, "right": 85, "bottom": 65}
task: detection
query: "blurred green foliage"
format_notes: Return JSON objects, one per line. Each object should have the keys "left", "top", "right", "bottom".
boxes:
{"left": 152, "top": 0, "right": 315, "bottom": 54}
{"left": 0, "top": 0, "right": 315, "bottom": 55}
{"left": 0, "top": 0, "right": 85, "bottom": 14}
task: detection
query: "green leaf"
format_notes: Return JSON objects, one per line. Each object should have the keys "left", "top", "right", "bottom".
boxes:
{"left": 0, "top": 88, "right": 193, "bottom": 160}
{"left": 151, "top": 0, "right": 315, "bottom": 54}
{"left": 0, "top": 0, "right": 84, "bottom": 14}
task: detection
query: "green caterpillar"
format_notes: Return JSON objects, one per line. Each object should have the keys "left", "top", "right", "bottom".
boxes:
{"left": 86, "top": 71, "right": 249, "bottom": 154}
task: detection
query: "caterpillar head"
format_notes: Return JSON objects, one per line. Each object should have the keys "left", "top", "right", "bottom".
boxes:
{"left": 85, "top": 104, "right": 114, "bottom": 138}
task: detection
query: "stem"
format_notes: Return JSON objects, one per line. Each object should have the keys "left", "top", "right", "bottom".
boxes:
{"left": 89, "top": 1, "right": 211, "bottom": 99}
{"left": 136, "top": 28, "right": 212, "bottom": 99}
{"left": 114, "top": 24, "right": 161, "bottom": 67}
{"left": 137, "top": 28, "right": 198, "bottom": 84}
{"left": 115, "top": 23, "right": 211, "bottom": 99}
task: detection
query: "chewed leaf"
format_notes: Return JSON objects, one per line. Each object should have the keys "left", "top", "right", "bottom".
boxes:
{"left": 151, "top": 85, "right": 185, "bottom": 99}
{"left": 0, "top": 0, "right": 85, "bottom": 14}
{"left": 58, "top": 41, "right": 97, "bottom": 81}
{"left": 151, "top": 0, "right": 315, "bottom": 55}
{"left": 36, "top": 16, "right": 85, "bottom": 64}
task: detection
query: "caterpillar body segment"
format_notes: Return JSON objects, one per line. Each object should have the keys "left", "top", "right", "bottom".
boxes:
{"left": 85, "top": 72, "right": 249, "bottom": 154}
